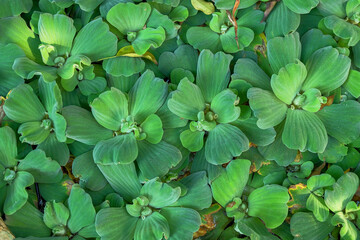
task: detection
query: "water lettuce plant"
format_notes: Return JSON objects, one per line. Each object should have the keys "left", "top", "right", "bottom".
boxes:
{"left": 0, "top": 0, "right": 359, "bottom": 240}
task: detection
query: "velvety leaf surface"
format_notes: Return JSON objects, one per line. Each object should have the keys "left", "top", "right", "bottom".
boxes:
{"left": 248, "top": 185, "right": 289, "bottom": 229}
{"left": 211, "top": 159, "right": 251, "bottom": 207}
{"left": 283, "top": 109, "right": 328, "bottom": 153}
{"left": 134, "top": 212, "right": 170, "bottom": 240}
{"left": 140, "top": 179, "right": 181, "bottom": 208}
{"left": 0, "top": 126, "right": 18, "bottom": 168}
{"left": 205, "top": 123, "right": 249, "bottom": 165}
{"left": 247, "top": 88, "right": 288, "bottom": 129}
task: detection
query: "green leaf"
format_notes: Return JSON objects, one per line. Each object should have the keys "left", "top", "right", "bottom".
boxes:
{"left": 220, "top": 27, "right": 254, "bottom": 53}
{"left": 302, "top": 47, "right": 351, "bottom": 93}
{"left": 232, "top": 117, "right": 276, "bottom": 147}
{"left": 267, "top": 32, "right": 301, "bottom": 74}
{"left": 300, "top": 29, "right": 337, "bottom": 63}
{"left": 78, "top": 77, "right": 107, "bottom": 96}
{"left": 140, "top": 179, "right": 181, "bottom": 208}
{"left": 271, "top": 60, "right": 307, "bottom": 105}
{"left": 171, "top": 171, "right": 212, "bottom": 210}
{"left": 71, "top": 18, "right": 117, "bottom": 61}
{"left": 72, "top": 151, "right": 107, "bottom": 191}
{"left": 67, "top": 184, "right": 96, "bottom": 233}
{"left": 318, "top": 137, "right": 348, "bottom": 163}
{"left": 103, "top": 56, "right": 145, "bottom": 77}
{"left": 161, "top": 207, "right": 200, "bottom": 240}
{"left": 137, "top": 140, "right": 182, "bottom": 179}
{"left": 0, "top": 43, "right": 25, "bottom": 96}
{"left": 18, "top": 149, "right": 62, "bottom": 183}
{"left": 323, "top": 15, "right": 360, "bottom": 47}
{"left": 205, "top": 123, "right": 249, "bottom": 165}
{"left": 97, "top": 163, "right": 141, "bottom": 201}
{"left": 0, "top": 16, "right": 41, "bottom": 62}
{"left": 283, "top": 0, "right": 319, "bottom": 14}
{"left": 57, "top": 55, "right": 92, "bottom": 80}
{"left": 190, "top": 0, "right": 214, "bottom": 15}
{"left": 62, "top": 106, "right": 113, "bottom": 145}
{"left": 158, "top": 45, "right": 198, "bottom": 77}
{"left": 232, "top": 58, "right": 271, "bottom": 90}
{"left": 140, "top": 114, "right": 163, "bottom": 144}
{"left": 0, "top": 126, "right": 18, "bottom": 168}
{"left": 211, "top": 159, "right": 251, "bottom": 207}
{"left": 210, "top": 89, "right": 240, "bottom": 123}
{"left": 290, "top": 212, "right": 334, "bottom": 240}
{"left": 331, "top": 212, "right": 360, "bottom": 240}
{"left": 4, "top": 84, "right": 45, "bottom": 123}
{"left": 106, "top": 2, "right": 151, "bottom": 34}
{"left": 235, "top": 217, "right": 279, "bottom": 240}
{"left": 91, "top": 87, "right": 129, "bottom": 131}
{"left": 38, "top": 77, "right": 62, "bottom": 114}
{"left": 283, "top": 109, "right": 328, "bottom": 153}
{"left": 43, "top": 201, "right": 70, "bottom": 229}
{"left": 147, "top": 9, "right": 177, "bottom": 39}
{"left": 13, "top": 57, "right": 58, "bottom": 83}
{"left": 96, "top": 208, "right": 138, "bottom": 240}
{"left": 168, "top": 78, "right": 205, "bottom": 120}
{"left": 317, "top": 100, "right": 360, "bottom": 144}
{"left": 17, "top": 121, "right": 50, "bottom": 145}
{"left": 37, "top": 134, "right": 70, "bottom": 166}
{"left": 186, "top": 27, "right": 223, "bottom": 53}
{"left": 134, "top": 212, "right": 170, "bottom": 240}
{"left": 38, "top": 13, "right": 76, "bottom": 56}
{"left": 5, "top": 202, "right": 51, "bottom": 238}
{"left": 248, "top": 185, "right": 289, "bottom": 229}
{"left": 0, "top": 0, "right": 33, "bottom": 18}
{"left": 307, "top": 174, "right": 336, "bottom": 192}
{"left": 129, "top": 70, "right": 168, "bottom": 123}
{"left": 344, "top": 70, "right": 360, "bottom": 98}
{"left": 93, "top": 133, "right": 138, "bottom": 165}
{"left": 196, "top": 49, "right": 233, "bottom": 102}
{"left": 247, "top": 88, "right": 288, "bottom": 129}
{"left": 180, "top": 129, "right": 205, "bottom": 152}
{"left": 75, "top": 0, "right": 104, "bottom": 12}
{"left": 156, "top": 94, "right": 188, "bottom": 129}
{"left": 324, "top": 172, "right": 359, "bottom": 212}
{"left": 265, "top": 2, "right": 300, "bottom": 39}
{"left": 4, "top": 171, "right": 34, "bottom": 215}
{"left": 132, "top": 27, "right": 166, "bottom": 55}
{"left": 258, "top": 121, "right": 297, "bottom": 166}
{"left": 306, "top": 194, "right": 329, "bottom": 222}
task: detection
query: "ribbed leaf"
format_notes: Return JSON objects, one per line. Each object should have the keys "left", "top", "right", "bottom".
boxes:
{"left": 265, "top": 2, "right": 300, "bottom": 39}
{"left": 0, "top": 126, "right": 18, "bottom": 168}
{"left": 283, "top": 0, "right": 319, "bottom": 14}
{"left": 67, "top": 185, "right": 96, "bottom": 233}
{"left": 302, "top": 47, "right": 351, "bottom": 93}
{"left": 324, "top": 172, "right": 359, "bottom": 212}
{"left": 129, "top": 70, "right": 168, "bottom": 123}
{"left": 271, "top": 60, "right": 307, "bottom": 104}
{"left": 71, "top": 18, "right": 117, "bottom": 61}
{"left": 132, "top": 27, "right": 166, "bottom": 55}
{"left": 205, "top": 124, "right": 249, "bottom": 165}
{"left": 232, "top": 58, "right": 271, "bottom": 90}
{"left": 97, "top": 163, "right": 141, "bottom": 201}
{"left": 93, "top": 134, "right": 138, "bottom": 165}
{"left": 290, "top": 212, "right": 334, "bottom": 240}
{"left": 248, "top": 185, "right": 289, "bottom": 229}
{"left": 140, "top": 114, "right": 163, "bottom": 144}
{"left": 317, "top": 101, "right": 360, "bottom": 144}
{"left": 210, "top": 89, "right": 240, "bottom": 124}
{"left": 91, "top": 88, "right": 129, "bottom": 131}
{"left": 140, "top": 179, "right": 181, "bottom": 208}
{"left": 344, "top": 70, "right": 360, "bottom": 98}
{"left": 62, "top": 106, "right": 113, "bottom": 145}
{"left": 137, "top": 140, "right": 182, "bottom": 179}
{"left": 196, "top": 50, "right": 233, "bottom": 102}
{"left": 211, "top": 159, "right": 251, "bottom": 207}
{"left": 247, "top": 88, "right": 288, "bottom": 129}
{"left": 134, "top": 212, "right": 170, "bottom": 240}
{"left": 106, "top": 2, "right": 151, "bottom": 34}
{"left": 38, "top": 13, "right": 76, "bottom": 56}
{"left": 96, "top": 208, "right": 138, "bottom": 240}
{"left": 267, "top": 32, "right": 302, "bottom": 74}
{"left": 4, "top": 84, "right": 45, "bottom": 123}
{"left": 283, "top": 109, "right": 328, "bottom": 153}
